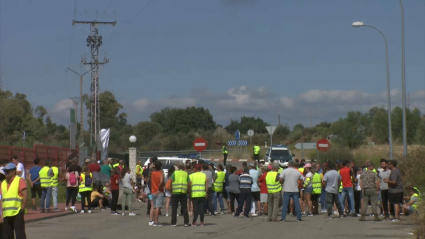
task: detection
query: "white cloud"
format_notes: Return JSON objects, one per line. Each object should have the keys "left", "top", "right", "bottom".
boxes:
{"left": 53, "top": 99, "right": 73, "bottom": 112}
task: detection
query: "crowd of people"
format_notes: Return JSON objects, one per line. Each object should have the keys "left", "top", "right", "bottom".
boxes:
{"left": 0, "top": 154, "right": 421, "bottom": 238}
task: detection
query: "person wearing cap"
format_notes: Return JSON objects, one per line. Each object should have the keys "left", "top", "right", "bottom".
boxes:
{"left": 0, "top": 163, "right": 28, "bottom": 238}
{"left": 39, "top": 160, "right": 54, "bottom": 213}
{"left": 249, "top": 163, "right": 260, "bottom": 216}
{"left": 257, "top": 165, "right": 269, "bottom": 216}
{"left": 279, "top": 161, "right": 304, "bottom": 222}
{"left": 402, "top": 187, "right": 420, "bottom": 215}
{"left": 359, "top": 162, "right": 381, "bottom": 221}
{"left": 235, "top": 167, "right": 253, "bottom": 218}
{"left": 266, "top": 163, "right": 281, "bottom": 221}
{"left": 189, "top": 164, "right": 208, "bottom": 226}
{"left": 303, "top": 163, "right": 314, "bottom": 216}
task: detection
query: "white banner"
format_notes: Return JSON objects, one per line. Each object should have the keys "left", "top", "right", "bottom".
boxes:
{"left": 99, "top": 128, "right": 110, "bottom": 160}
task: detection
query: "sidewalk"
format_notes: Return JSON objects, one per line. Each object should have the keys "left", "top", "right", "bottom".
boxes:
{"left": 25, "top": 203, "right": 80, "bottom": 222}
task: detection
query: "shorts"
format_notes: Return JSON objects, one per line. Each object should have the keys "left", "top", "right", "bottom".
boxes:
{"left": 252, "top": 192, "right": 260, "bottom": 201}
{"left": 389, "top": 192, "right": 403, "bottom": 204}
{"left": 151, "top": 193, "right": 164, "bottom": 208}
{"left": 407, "top": 206, "right": 415, "bottom": 214}
{"left": 31, "top": 184, "right": 42, "bottom": 199}
{"left": 260, "top": 193, "right": 268, "bottom": 203}
{"left": 165, "top": 190, "right": 171, "bottom": 197}
{"left": 304, "top": 187, "right": 313, "bottom": 194}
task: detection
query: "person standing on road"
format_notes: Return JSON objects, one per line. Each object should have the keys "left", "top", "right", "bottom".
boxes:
{"left": 39, "top": 160, "right": 54, "bottom": 213}
{"left": 79, "top": 166, "right": 93, "bottom": 214}
{"left": 170, "top": 162, "right": 190, "bottom": 227}
{"left": 11, "top": 155, "right": 25, "bottom": 179}
{"left": 249, "top": 163, "right": 260, "bottom": 216}
{"left": 378, "top": 159, "right": 391, "bottom": 220}
{"left": 100, "top": 160, "right": 112, "bottom": 178}
{"left": 222, "top": 144, "right": 228, "bottom": 167}
{"left": 235, "top": 167, "right": 253, "bottom": 218}
{"left": 303, "top": 163, "right": 314, "bottom": 216}
{"left": 28, "top": 158, "right": 42, "bottom": 211}
{"left": 121, "top": 168, "right": 135, "bottom": 216}
{"left": 359, "top": 162, "right": 381, "bottom": 222}
{"left": 189, "top": 164, "right": 208, "bottom": 226}
{"left": 227, "top": 167, "right": 240, "bottom": 215}
{"left": 136, "top": 160, "right": 144, "bottom": 186}
{"left": 150, "top": 161, "right": 164, "bottom": 227}
{"left": 266, "top": 163, "right": 281, "bottom": 222}
{"left": 0, "top": 163, "right": 28, "bottom": 239}
{"left": 65, "top": 165, "right": 79, "bottom": 212}
{"left": 110, "top": 167, "right": 120, "bottom": 215}
{"left": 258, "top": 165, "right": 269, "bottom": 216}
{"left": 51, "top": 163, "right": 60, "bottom": 211}
{"left": 384, "top": 160, "right": 403, "bottom": 222}
{"left": 323, "top": 162, "right": 344, "bottom": 219}
{"left": 253, "top": 143, "right": 260, "bottom": 164}
{"left": 280, "top": 161, "right": 304, "bottom": 222}
{"left": 339, "top": 160, "right": 356, "bottom": 216}
{"left": 213, "top": 164, "right": 225, "bottom": 214}
{"left": 201, "top": 163, "right": 215, "bottom": 216}
{"left": 310, "top": 164, "right": 322, "bottom": 215}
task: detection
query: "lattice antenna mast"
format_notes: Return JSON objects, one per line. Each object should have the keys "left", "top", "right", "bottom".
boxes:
{"left": 72, "top": 20, "right": 116, "bottom": 150}
{"left": 66, "top": 67, "right": 89, "bottom": 137}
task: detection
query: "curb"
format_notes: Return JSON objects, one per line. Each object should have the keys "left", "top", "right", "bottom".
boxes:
{"left": 25, "top": 211, "right": 73, "bottom": 224}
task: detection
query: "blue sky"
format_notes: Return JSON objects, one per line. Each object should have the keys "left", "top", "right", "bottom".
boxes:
{"left": 1, "top": 0, "right": 424, "bottom": 129}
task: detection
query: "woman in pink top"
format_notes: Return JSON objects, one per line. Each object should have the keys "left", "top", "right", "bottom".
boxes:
{"left": 65, "top": 165, "right": 79, "bottom": 212}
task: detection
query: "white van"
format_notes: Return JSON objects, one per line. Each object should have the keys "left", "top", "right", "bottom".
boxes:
{"left": 143, "top": 157, "right": 194, "bottom": 177}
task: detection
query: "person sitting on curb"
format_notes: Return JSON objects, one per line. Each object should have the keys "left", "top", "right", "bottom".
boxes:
{"left": 402, "top": 187, "right": 420, "bottom": 215}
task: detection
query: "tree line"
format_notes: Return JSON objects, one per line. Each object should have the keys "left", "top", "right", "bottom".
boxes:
{"left": 1, "top": 89, "right": 424, "bottom": 152}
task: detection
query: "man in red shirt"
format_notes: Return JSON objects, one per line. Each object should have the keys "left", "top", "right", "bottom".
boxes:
{"left": 88, "top": 159, "right": 101, "bottom": 173}
{"left": 258, "top": 166, "right": 269, "bottom": 216}
{"left": 339, "top": 160, "right": 356, "bottom": 216}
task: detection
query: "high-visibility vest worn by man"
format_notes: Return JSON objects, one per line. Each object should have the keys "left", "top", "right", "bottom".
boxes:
{"left": 172, "top": 171, "right": 188, "bottom": 194}
{"left": 213, "top": 171, "right": 225, "bottom": 192}
{"left": 136, "top": 165, "right": 144, "bottom": 177}
{"left": 190, "top": 172, "right": 207, "bottom": 198}
{"left": 79, "top": 172, "right": 93, "bottom": 192}
{"left": 222, "top": 146, "right": 228, "bottom": 155}
{"left": 254, "top": 145, "right": 260, "bottom": 155}
{"left": 39, "top": 166, "right": 53, "bottom": 188}
{"left": 312, "top": 173, "right": 322, "bottom": 194}
{"left": 51, "top": 166, "right": 59, "bottom": 187}
{"left": 266, "top": 171, "right": 281, "bottom": 193}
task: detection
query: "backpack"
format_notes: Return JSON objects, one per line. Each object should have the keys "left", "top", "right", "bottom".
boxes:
{"left": 69, "top": 172, "right": 77, "bottom": 186}
{"left": 84, "top": 174, "right": 92, "bottom": 187}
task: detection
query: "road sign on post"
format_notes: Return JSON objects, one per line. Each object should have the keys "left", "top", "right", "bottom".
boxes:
{"left": 265, "top": 126, "right": 277, "bottom": 146}
{"left": 317, "top": 138, "right": 330, "bottom": 152}
{"left": 247, "top": 129, "right": 254, "bottom": 146}
{"left": 295, "top": 142, "right": 317, "bottom": 160}
{"left": 193, "top": 138, "right": 207, "bottom": 157}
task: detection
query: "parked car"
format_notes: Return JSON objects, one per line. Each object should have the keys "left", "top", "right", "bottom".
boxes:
{"left": 263, "top": 145, "right": 295, "bottom": 167}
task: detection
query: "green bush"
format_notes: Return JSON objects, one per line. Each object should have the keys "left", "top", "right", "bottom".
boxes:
{"left": 26, "top": 182, "right": 67, "bottom": 209}
{"left": 309, "top": 145, "right": 354, "bottom": 164}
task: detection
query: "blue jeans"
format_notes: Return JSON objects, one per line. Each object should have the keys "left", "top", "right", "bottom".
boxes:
{"left": 340, "top": 187, "right": 355, "bottom": 214}
{"left": 41, "top": 187, "right": 52, "bottom": 210}
{"left": 320, "top": 188, "right": 327, "bottom": 211}
{"left": 281, "top": 192, "right": 301, "bottom": 220}
{"left": 213, "top": 192, "right": 224, "bottom": 212}
{"left": 52, "top": 186, "right": 58, "bottom": 209}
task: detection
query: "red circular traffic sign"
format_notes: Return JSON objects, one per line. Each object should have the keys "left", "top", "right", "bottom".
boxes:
{"left": 193, "top": 138, "right": 208, "bottom": 152}
{"left": 317, "top": 138, "right": 330, "bottom": 152}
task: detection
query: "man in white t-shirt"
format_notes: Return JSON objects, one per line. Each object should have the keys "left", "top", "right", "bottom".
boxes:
{"left": 279, "top": 161, "right": 304, "bottom": 222}
{"left": 12, "top": 155, "right": 25, "bottom": 179}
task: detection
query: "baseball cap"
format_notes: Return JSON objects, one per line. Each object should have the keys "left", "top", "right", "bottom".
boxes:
{"left": 304, "top": 163, "right": 312, "bottom": 168}
{"left": 4, "top": 163, "right": 17, "bottom": 171}
{"left": 85, "top": 158, "right": 91, "bottom": 163}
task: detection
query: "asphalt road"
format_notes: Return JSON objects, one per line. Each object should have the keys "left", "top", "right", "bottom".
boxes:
{"left": 26, "top": 200, "right": 415, "bottom": 239}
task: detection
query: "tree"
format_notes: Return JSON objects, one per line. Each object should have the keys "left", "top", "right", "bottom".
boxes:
{"left": 293, "top": 123, "right": 305, "bottom": 132}
{"left": 134, "top": 121, "right": 163, "bottom": 145}
{"left": 224, "top": 116, "right": 269, "bottom": 134}
{"left": 371, "top": 109, "right": 389, "bottom": 144}
{"left": 331, "top": 111, "right": 366, "bottom": 148}
{"left": 275, "top": 124, "right": 290, "bottom": 136}
{"left": 416, "top": 117, "right": 425, "bottom": 144}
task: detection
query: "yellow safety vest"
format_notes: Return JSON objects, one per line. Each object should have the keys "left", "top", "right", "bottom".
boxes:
{"left": 213, "top": 171, "right": 225, "bottom": 192}
{"left": 298, "top": 168, "right": 304, "bottom": 174}
{"left": 412, "top": 193, "right": 420, "bottom": 209}
{"left": 39, "top": 166, "right": 52, "bottom": 188}
{"left": 254, "top": 146, "right": 260, "bottom": 154}
{"left": 278, "top": 168, "right": 283, "bottom": 174}
{"left": 413, "top": 187, "right": 421, "bottom": 197}
{"left": 266, "top": 171, "right": 281, "bottom": 193}
{"left": 79, "top": 173, "right": 93, "bottom": 192}
{"left": 51, "top": 166, "right": 59, "bottom": 187}
{"left": 1, "top": 176, "right": 23, "bottom": 217}
{"left": 113, "top": 163, "right": 119, "bottom": 168}
{"left": 223, "top": 146, "right": 228, "bottom": 154}
{"left": 102, "top": 187, "right": 110, "bottom": 196}
{"left": 312, "top": 173, "right": 322, "bottom": 194}
{"left": 172, "top": 171, "right": 188, "bottom": 194}
{"left": 190, "top": 172, "right": 206, "bottom": 198}
{"left": 136, "top": 165, "right": 143, "bottom": 177}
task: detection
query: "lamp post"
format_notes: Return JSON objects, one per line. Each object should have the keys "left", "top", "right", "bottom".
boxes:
{"left": 352, "top": 22, "right": 393, "bottom": 160}
{"left": 129, "top": 135, "right": 137, "bottom": 181}
{"left": 399, "top": 0, "right": 407, "bottom": 159}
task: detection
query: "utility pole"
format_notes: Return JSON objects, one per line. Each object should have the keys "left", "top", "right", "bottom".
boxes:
{"left": 72, "top": 19, "right": 116, "bottom": 157}
{"left": 69, "top": 97, "right": 79, "bottom": 150}
{"left": 66, "top": 68, "right": 89, "bottom": 138}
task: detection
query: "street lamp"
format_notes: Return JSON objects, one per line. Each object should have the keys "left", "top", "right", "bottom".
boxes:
{"left": 399, "top": 0, "right": 407, "bottom": 159}
{"left": 129, "top": 135, "right": 137, "bottom": 181}
{"left": 129, "top": 135, "right": 137, "bottom": 144}
{"left": 352, "top": 21, "right": 393, "bottom": 160}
